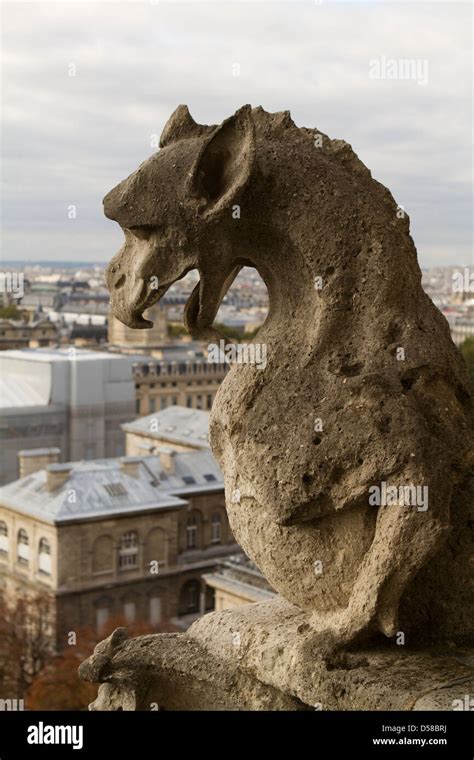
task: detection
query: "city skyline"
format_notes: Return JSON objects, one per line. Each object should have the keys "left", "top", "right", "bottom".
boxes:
{"left": 1, "top": 1, "right": 472, "bottom": 268}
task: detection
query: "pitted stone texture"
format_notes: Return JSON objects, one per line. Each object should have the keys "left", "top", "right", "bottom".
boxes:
{"left": 104, "top": 105, "right": 474, "bottom": 648}
{"left": 79, "top": 604, "right": 474, "bottom": 711}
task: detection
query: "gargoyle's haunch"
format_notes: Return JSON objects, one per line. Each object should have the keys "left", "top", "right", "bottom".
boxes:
{"left": 105, "top": 105, "right": 474, "bottom": 646}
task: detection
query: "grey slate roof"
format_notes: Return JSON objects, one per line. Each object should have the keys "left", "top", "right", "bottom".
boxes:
{"left": 122, "top": 406, "right": 211, "bottom": 449}
{"left": 0, "top": 459, "right": 186, "bottom": 524}
{"left": 0, "top": 448, "right": 224, "bottom": 525}
{"left": 146, "top": 448, "right": 223, "bottom": 495}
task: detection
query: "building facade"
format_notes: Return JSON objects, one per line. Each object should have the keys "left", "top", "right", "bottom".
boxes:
{"left": 0, "top": 348, "right": 135, "bottom": 485}
{"left": 204, "top": 555, "right": 276, "bottom": 611}
{"left": 0, "top": 318, "right": 58, "bottom": 350}
{"left": 132, "top": 351, "right": 228, "bottom": 415}
{"left": 123, "top": 406, "right": 211, "bottom": 456}
{"left": 0, "top": 447, "right": 238, "bottom": 648}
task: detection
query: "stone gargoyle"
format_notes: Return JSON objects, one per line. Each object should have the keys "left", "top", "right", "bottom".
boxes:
{"left": 100, "top": 106, "right": 473, "bottom": 662}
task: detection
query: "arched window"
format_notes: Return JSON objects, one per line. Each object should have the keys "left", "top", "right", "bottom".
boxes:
{"left": 38, "top": 538, "right": 52, "bottom": 575}
{"left": 0, "top": 522, "right": 8, "bottom": 556}
{"left": 186, "top": 514, "right": 198, "bottom": 550}
{"left": 179, "top": 579, "right": 201, "bottom": 615}
{"left": 123, "top": 600, "right": 136, "bottom": 623}
{"left": 94, "top": 596, "right": 113, "bottom": 633}
{"left": 119, "top": 531, "right": 138, "bottom": 570}
{"left": 149, "top": 596, "right": 162, "bottom": 626}
{"left": 211, "top": 512, "right": 222, "bottom": 544}
{"left": 17, "top": 529, "right": 29, "bottom": 565}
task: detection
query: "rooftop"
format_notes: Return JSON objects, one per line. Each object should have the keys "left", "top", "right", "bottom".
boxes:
{"left": 0, "top": 375, "right": 50, "bottom": 408}
{"left": 122, "top": 406, "right": 211, "bottom": 449}
{"left": 0, "top": 447, "right": 223, "bottom": 524}
{"left": 0, "top": 347, "right": 126, "bottom": 363}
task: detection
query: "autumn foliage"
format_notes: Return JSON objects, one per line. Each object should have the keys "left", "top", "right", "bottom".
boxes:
{"left": 0, "top": 593, "right": 180, "bottom": 711}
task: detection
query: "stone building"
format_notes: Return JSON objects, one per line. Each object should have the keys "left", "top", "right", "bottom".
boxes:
{"left": 108, "top": 304, "right": 168, "bottom": 351}
{"left": 204, "top": 555, "right": 276, "bottom": 611}
{"left": 123, "top": 406, "right": 210, "bottom": 456}
{"left": 132, "top": 348, "right": 228, "bottom": 415}
{"left": 0, "top": 318, "right": 58, "bottom": 350}
{"left": 0, "top": 447, "right": 237, "bottom": 649}
{"left": 0, "top": 348, "right": 135, "bottom": 485}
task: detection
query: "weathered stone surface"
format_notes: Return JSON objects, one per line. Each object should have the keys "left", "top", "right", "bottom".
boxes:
{"left": 79, "top": 602, "right": 474, "bottom": 711}
{"left": 104, "top": 104, "right": 473, "bottom": 649}
{"left": 83, "top": 105, "right": 474, "bottom": 709}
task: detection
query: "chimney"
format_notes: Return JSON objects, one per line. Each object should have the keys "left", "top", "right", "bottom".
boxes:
{"left": 19, "top": 448, "right": 60, "bottom": 478}
{"left": 120, "top": 457, "right": 142, "bottom": 478}
{"left": 159, "top": 446, "right": 176, "bottom": 474}
{"left": 46, "top": 463, "right": 72, "bottom": 492}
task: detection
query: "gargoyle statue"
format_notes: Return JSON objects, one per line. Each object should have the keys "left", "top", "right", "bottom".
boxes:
{"left": 104, "top": 105, "right": 474, "bottom": 649}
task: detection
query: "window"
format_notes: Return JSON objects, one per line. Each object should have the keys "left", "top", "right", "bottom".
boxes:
{"left": 149, "top": 597, "right": 162, "bottom": 626}
{"left": 38, "top": 538, "right": 52, "bottom": 575}
{"left": 186, "top": 395, "right": 192, "bottom": 408}
{"left": 17, "top": 529, "right": 29, "bottom": 565}
{"left": 171, "top": 396, "right": 178, "bottom": 405}
{"left": 119, "top": 531, "right": 139, "bottom": 570}
{"left": 179, "top": 580, "right": 201, "bottom": 615}
{"left": 136, "top": 398, "right": 141, "bottom": 414}
{"left": 207, "top": 394, "right": 213, "bottom": 409}
{"left": 186, "top": 582, "right": 199, "bottom": 611}
{"left": 123, "top": 601, "right": 136, "bottom": 623}
{"left": 186, "top": 514, "right": 197, "bottom": 550}
{"left": 196, "top": 395, "right": 203, "bottom": 409}
{"left": 211, "top": 513, "right": 222, "bottom": 544}
{"left": 96, "top": 607, "right": 109, "bottom": 632}
{"left": 182, "top": 475, "right": 196, "bottom": 485}
{"left": 104, "top": 482, "right": 127, "bottom": 498}
{"left": 149, "top": 397, "right": 156, "bottom": 413}
{"left": 0, "top": 522, "right": 8, "bottom": 556}
{"left": 203, "top": 473, "right": 216, "bottom": 482}
{"left": 160, "top": 397, "right": 167, "bottom": 410}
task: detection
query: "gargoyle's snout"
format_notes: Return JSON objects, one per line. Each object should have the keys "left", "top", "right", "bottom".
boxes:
{"left": 106, "top": 257, "right": 155, "bottom": 330}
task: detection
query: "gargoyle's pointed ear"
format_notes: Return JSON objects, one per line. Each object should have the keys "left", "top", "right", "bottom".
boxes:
{"left": 160, "top": 105, "right": 203, "bottom": 148}
{"left": 189, "top": 104, "right": 255, "bottom": 215}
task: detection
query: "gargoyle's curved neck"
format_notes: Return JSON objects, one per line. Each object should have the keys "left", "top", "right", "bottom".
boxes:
{"left": 236, "top": 240, "right": 319, "bottom": 351}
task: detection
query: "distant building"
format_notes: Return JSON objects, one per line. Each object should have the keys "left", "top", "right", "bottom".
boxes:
{"left": 449, "top": 317, "right": 474, "bottom": 346}
{"left": 0, "top": 318, "right": 58, "bottom": 350}
{"left": 48, "top": 291, "right": 110, "bottom": 325}
{"left": 19, "top": 282, "right": 62, "bottom": 313}
{"left": 0, "top": 447, "right": 238, "bottom": 647}
{"left": 123, "top": 406, "right": 211, "bottom": 456}
{"left": 108, "top": 304, "right": 168, "bottom": 351}
{"left": 0, "top": 348, "right": 135, "bottom": 485}
{"left": 204, "top": 555, "right": 276, "bottom": 611}
{"left": 132, "top": 348, "right": 228, "bottom": 415}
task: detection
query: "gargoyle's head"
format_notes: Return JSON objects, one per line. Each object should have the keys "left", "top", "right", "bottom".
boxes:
{"left": 104, "top": 105, "right": 255, "bottom": 337}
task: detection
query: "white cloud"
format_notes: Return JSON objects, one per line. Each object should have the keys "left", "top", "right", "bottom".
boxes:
{"left": 1, "top": 0, "right": 472, "bottom": 266}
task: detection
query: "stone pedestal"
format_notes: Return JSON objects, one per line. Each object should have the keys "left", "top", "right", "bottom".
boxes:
{"left": 79, "top": 597, "right": 474, "bottom": 711}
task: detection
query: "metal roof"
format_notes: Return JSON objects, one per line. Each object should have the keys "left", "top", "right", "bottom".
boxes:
{"left": 0, "top": 375, "right": 50, "bottom": 408}
{"left": 0, "top": 448, "right": 223, "bottom": 524}
{"left": 122, "top": 406, "right": 211, "bottom": 449}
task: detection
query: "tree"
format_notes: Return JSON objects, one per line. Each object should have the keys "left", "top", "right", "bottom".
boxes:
{"left": 26, "top": 615, "right": 180, "bottom": 711}
{"left": 0, "top": 305, "right": 27, "bottom": 321}
{"left": 0, "top": 592, "right": 54, "bottom": 698}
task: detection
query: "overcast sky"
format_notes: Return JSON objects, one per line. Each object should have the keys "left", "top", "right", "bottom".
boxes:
{"left": 1, "top": 0, "right": 472, "bottom": 268}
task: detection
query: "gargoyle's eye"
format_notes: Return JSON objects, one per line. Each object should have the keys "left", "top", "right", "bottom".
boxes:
{"left": 128, "top": 225, "right": 154, "bottom": 241}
